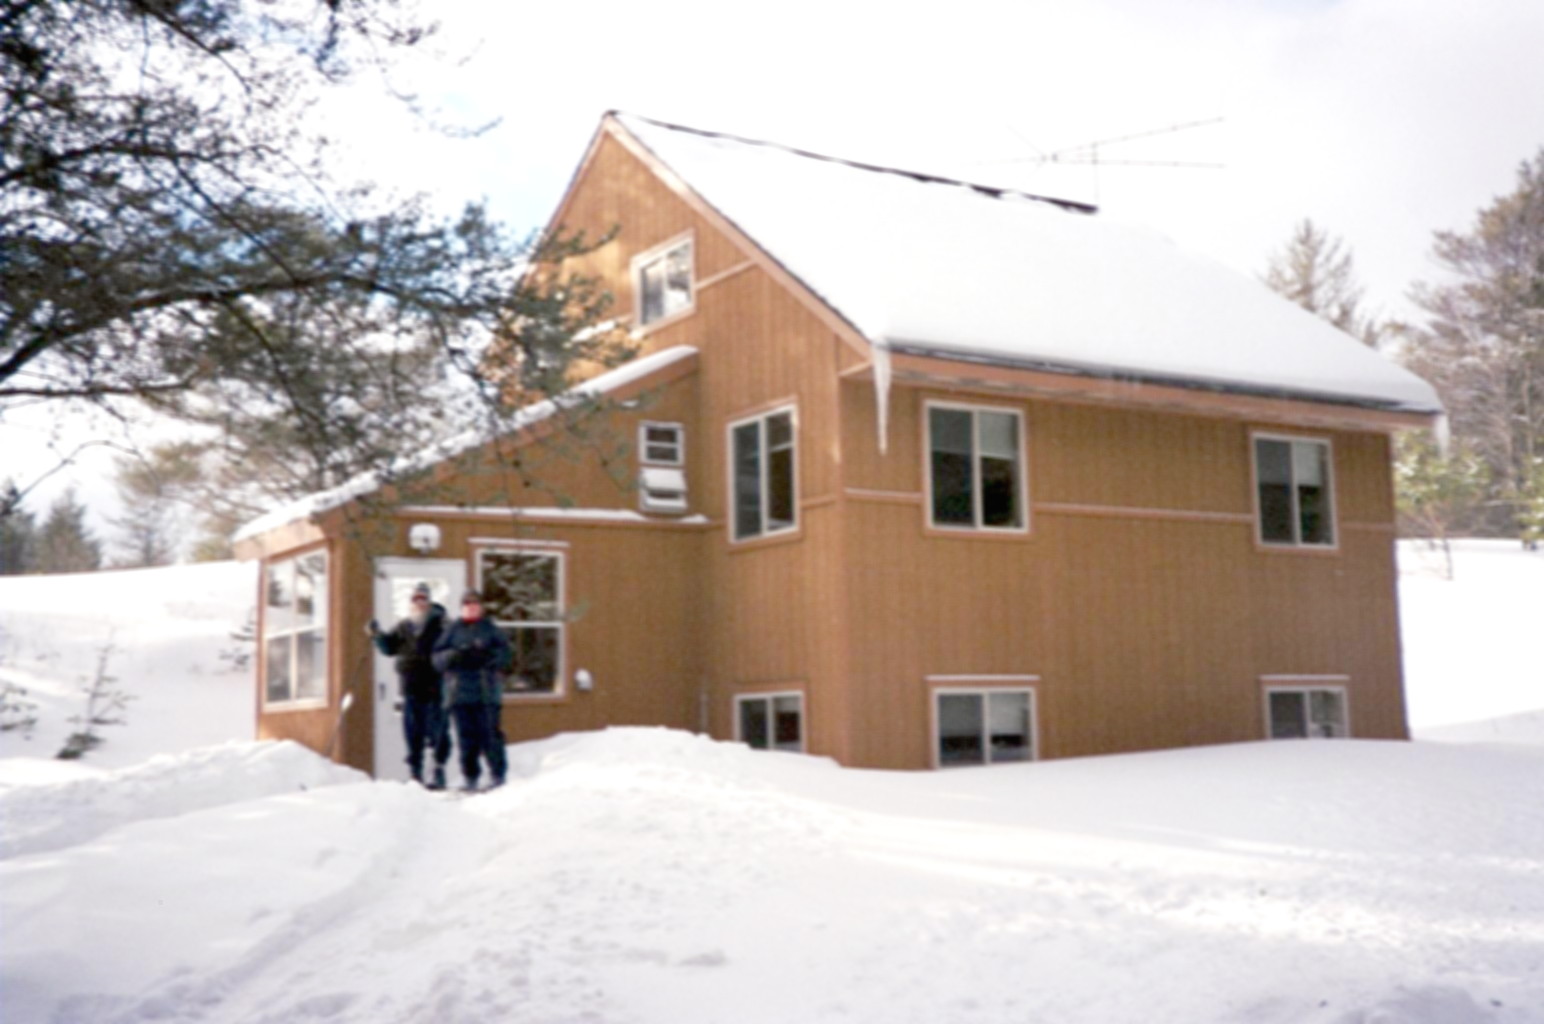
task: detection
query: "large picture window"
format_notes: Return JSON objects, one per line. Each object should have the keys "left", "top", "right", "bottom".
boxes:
{"left": 730, "top": 406, "right": 797, "bottom": 542}
{"left": 735, "top": 692, "right": 804, "bottom": 752}
{"left": 927, "top": 402, "right": 1026, "bottom": 532}
{"left": 478, "top": 548, "right": 565, "bottom": 695}
{"left": 1254, "top": 435, "right": 1335, "bottom": 547}
{"left": 263, "top": 550, "right": 328, "bottom": 706}
{"left": 635, "top": 237, "right": 693, "bottom": 327}
{"left": 933, "top": 688, "right": 1036, "bottom": 767}
{"left": 1266, "top": 684, "right": 1349, "bottom": 739}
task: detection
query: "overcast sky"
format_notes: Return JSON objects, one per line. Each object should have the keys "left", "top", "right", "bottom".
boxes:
{"left": 7, "top": 0, "right": 1543, "bottom": 547}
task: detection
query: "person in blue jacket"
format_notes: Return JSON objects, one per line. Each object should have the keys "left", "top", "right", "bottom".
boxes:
{"left": 368, "top": 582, "right": 451, "bottom": 789}
{"left": 432, "top": 589, "right": 512, "bottom": 791}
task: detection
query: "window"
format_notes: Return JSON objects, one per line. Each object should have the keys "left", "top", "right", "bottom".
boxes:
{"left": 263, "top": 551, "right": 328, "bottom": 706}
{"left": 1254, "top": 435, "right": 1335, "bottom": 547}
{"left": 1265, "top": 685, "right": 1349, "bottom": 739}
{"left": 730, "top": 406, "right": 797, "bottom": 541}
{"left": 736, "top": 692, "right": 804, "bottom": 752}
{"left": 638, "top": 466, "right": 688, "bottom": 515}
{"left": 477, "top": 548, "right": 564, "bottom": 695}
{"left": 639, "top": 422, "right": 685, "bottom": 466}
{"left": 927, "top": 402, "right": 1026, "bottom": 532}
{"left": 934, "top": 689, "right": 1036, "bottom": 767}
{"left": 634, "top": 237, "right": 693, "bottom": 326}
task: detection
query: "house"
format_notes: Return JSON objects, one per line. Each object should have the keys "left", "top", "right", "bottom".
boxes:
{"left": 234, "top": 113, "right": 1443, "bottom": 777}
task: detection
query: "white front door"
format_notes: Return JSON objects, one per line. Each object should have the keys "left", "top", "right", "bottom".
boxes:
{"left": 372, "top": 557, "right": 465, "bottom": 780}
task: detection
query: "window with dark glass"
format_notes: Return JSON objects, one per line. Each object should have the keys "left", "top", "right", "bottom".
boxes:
{"left": 936, "top": 690, "right": 1034, "bottom": 767}
{"left": 637, "top": 240, "right": 692, "bottom": 326}
{"left": 1267, "top": 687, "right": 1348, "bottom": 739}
{"left": 928, "top": 404, "right": 1025, "bottom": 531}
{"left": 737, "top": 693, "right": 803, "bottom": 752}
{"left": 1255, "top": 436, "right": 1334, "bottom": 547}
{"left": 478, "top": 549, "right": 563, "bottom": 694}
{"left": 263, "top": 551, "right": 328, "bottom": 705}
{"left": 730, "top": 408, "right": 796, "bottom": 542}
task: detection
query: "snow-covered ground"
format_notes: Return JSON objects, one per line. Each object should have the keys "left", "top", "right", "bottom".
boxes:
{"left": 0, "top": 540, "right": 1540, "bottom": 1023}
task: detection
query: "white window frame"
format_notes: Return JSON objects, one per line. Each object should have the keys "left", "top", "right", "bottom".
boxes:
{"left": 631, "top": 233, "right": 695, "bottom": 329}
{"left": 929, "top": 680, "right": 1040, "bottom": 769}
{"left": 1262, "top": 677, "right": 1351, "bottom": 739}
{"left": 733, "top": 690, "right": 806, "bottom": 753}
{"left": 261, "top": 549, "right": 329, "bottom": 710}
{"left": 1251, "top": 432, "right": 1338, "bottom": 550}
{"left": 924, "top": 399, "right": 1030, "bottom": 534}
{"left": 639, "top": 421, "right": 686, "bottom": 467}
{"left": 474, "top": 544, "right": 567, "bottom": 699}
{"left": 727, "top": 404, "right": 799, "bottom": 543}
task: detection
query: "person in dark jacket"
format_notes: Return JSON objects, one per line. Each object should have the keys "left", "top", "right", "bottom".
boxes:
{"left": 432, "top": 589, "right": 513, "bottom": 791}
{"left": 368, "top": 582, "right": 451, "bottom": 788}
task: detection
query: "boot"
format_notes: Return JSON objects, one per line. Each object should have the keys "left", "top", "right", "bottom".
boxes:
{"left": 428, "top": 765, "right": 446, "bottom": 791}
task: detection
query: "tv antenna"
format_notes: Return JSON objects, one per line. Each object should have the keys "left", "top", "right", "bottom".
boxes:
{"left": 990, "top": 116, "right": 1225, "bottom": 205}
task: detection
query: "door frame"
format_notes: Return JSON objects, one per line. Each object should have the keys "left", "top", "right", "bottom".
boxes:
{"left": 371, "top": 557, "right": 466, "bottom": 779}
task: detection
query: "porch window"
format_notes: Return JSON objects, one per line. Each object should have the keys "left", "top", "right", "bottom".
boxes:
{"left": 1266, "top": 685, "right": 1349, "bottom": 739}
{"left": 478, "top": 548, "right": 564, "bottom": 695}
{"left": 635, "top": 237, "right": 693, "bottom": 326}
{"left": 927, "top": 402, "right": 1026, "bottom": 531}
{"left": 934, "top": 689, "right": 1035, "bottom": 767}
{"left": 736, "top": 692, "right": 804, "bottom": 752}
{"left": 1254, "top": 435, "right": 1335, "bottom": 547}
{"left": 263, "top": 550, "right": 328, "bottom": 706}
{"left": 730, "top": 406, "right": 797, "bottom": 542}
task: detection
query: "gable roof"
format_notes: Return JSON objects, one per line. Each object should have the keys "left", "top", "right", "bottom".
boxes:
{"left": 611, "top": 114, "right": 1441, "bottom": 417}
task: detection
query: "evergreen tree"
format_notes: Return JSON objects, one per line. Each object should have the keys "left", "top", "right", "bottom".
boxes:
{"left": 0, "top": 479, "right": 37, "bottom": 574}
{"left": 36, "top": 488, "right": 102, "bottom": 573}
{"left": 1401, "top": 149, "right": 1544, "bottom": 538}
{"left": 1394, "top": 433, "right": 1491, "bottom": 578}
{"left": 1263, "top": 218, "right": 1383, "bottom": 348}
{"left": 109, "top": 450, "right": 201, "bottom": 567}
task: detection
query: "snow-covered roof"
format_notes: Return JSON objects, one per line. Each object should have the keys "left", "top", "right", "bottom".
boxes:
{"left": 615, "top": 114, "right": 1442, "bottom": 415}
{"left": 233, "top": 345, "right": 699, "bottom": 544}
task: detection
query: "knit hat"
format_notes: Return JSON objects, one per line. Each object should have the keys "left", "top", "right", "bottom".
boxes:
{"left": 460, "top": 588, "right": 483, "bottom": 605}
{"left": 412, "top": 582, "right": 432, "bottom": 598}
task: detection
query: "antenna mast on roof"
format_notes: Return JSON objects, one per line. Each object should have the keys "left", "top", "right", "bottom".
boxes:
{"left": 1018, "top": 117, "right": 1225, "bottom": 205}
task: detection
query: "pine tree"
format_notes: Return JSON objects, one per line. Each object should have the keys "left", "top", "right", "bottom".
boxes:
{"left": 0, "top": 480, "right": 37, "bottom": 574}
{"left": 109, "top": 450, "right": 201, "bottom": 567}
{"left": 35, "top": 489, "right": 102, "bottom": 573}
{"left": 1394, "top": 434, "right": 1491, "bottom": 578}
{"left": 1401, "top": 149, "right": 1544, "bottom": 538}
{"left": 1263, "top": 218, "right": 1383, "bottom": 347}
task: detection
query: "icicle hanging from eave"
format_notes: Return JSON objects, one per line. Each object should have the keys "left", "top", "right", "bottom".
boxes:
{"left": 872, "top": 338, "right": 892, "bottom": 456}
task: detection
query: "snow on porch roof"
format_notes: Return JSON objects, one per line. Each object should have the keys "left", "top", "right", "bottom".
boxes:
{"left": 614, "top": 114, "right": 1442, "bottom": 415}
{"left": 232, "top": 345, "right": 699, "bottom": 546}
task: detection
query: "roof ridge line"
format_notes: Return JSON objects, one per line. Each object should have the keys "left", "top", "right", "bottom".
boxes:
{"left": 609, "top": 111, "right": 1098, "bottom": 216}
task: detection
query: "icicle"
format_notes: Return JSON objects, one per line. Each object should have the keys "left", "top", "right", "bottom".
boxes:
{"left": 872, "top": 338, "right": 892, "bottom": 456}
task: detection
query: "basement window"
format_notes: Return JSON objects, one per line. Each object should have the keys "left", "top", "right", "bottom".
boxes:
{"left": 262, "top": 550, "right": 328, "bottom": 707}
{"left": 736, "top": 692, "right": 804, "bottom": 752}
{"left": 1266, "top": 685, "right": 1349, "bottom": 739}
{"left": 1254, "top": 434, "right": 1336, "bottom": 547}
{"left": 634, "top": 236, "right": 693, "bottom": 327}
{"left": 933, "top": 688, "right": 1036, "bottom": 767}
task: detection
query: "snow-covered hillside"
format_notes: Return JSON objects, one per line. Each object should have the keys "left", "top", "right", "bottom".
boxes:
{"left": 0, "top": 541, "right": 1540, "bottom": 1023}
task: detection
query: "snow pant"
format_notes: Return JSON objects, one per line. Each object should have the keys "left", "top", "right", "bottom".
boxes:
{"left": 452, "top": 703, "right": 507, "bottom": 785}
{"left": 402, "top": 697, "right": 450, "bottom": 779}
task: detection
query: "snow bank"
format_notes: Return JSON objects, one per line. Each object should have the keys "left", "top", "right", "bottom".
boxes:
{"left": 0, "top": 560, "right": 256, "bottom": 767}
{"left": 1399, "top": 539, "right": 1544, "bottom": 736}
{"left": 0, "top": 739, "right": 365, "bottom": 859}
{"left": 3, "top": 728, "right": 1542, "bottom": 1023}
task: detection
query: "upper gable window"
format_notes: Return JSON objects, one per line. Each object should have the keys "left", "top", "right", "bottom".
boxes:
{"left": 926, "top": 401, "right": 1027, "bottom": 532}
{"left": 1254, "top": 434, "right": 1335, "bottom": 547}
{"left": 730, "top": 406, "right": 797, "bottom": 542}
{"left": 634, "top": 236, "right": 693, "bottom": 327}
